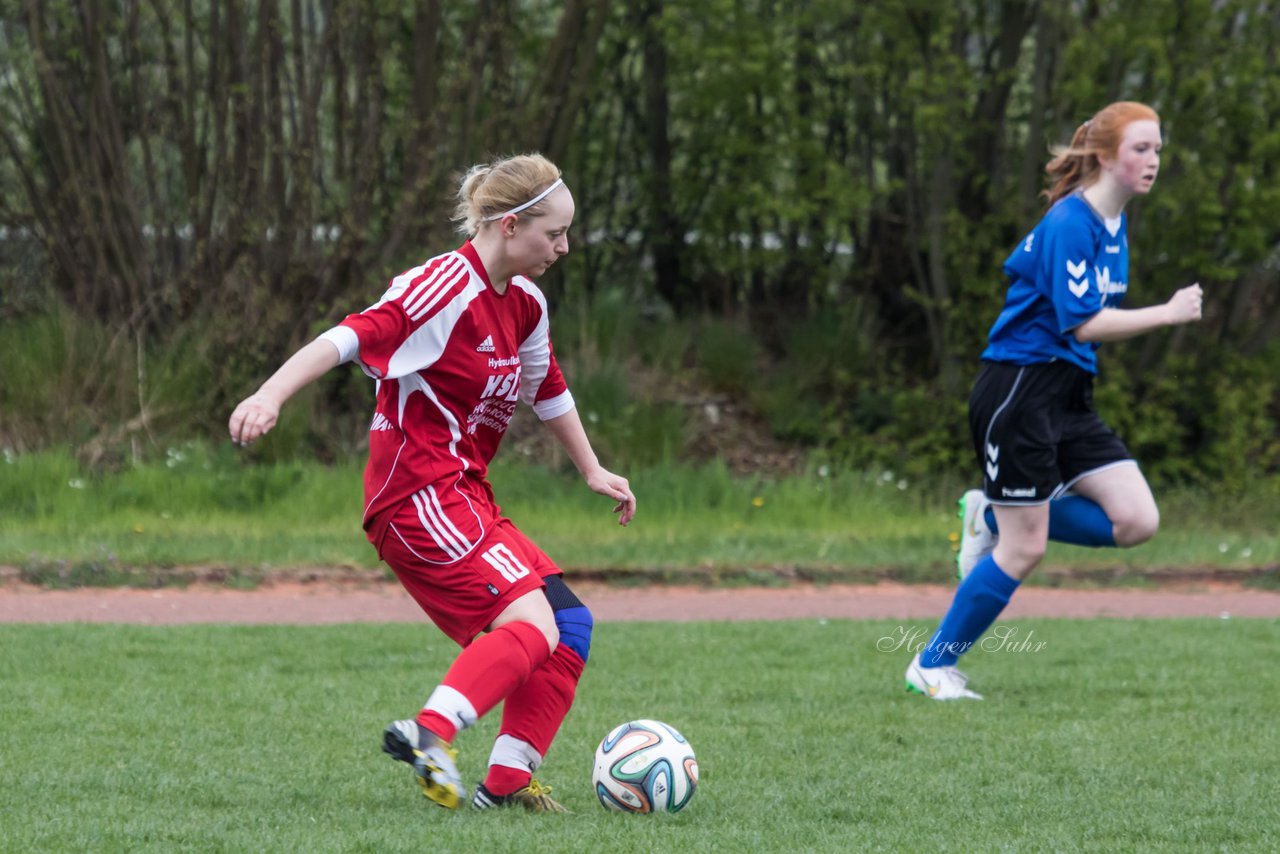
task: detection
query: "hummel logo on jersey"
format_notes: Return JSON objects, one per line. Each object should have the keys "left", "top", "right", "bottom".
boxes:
{"left": 1023, "top": 234, "right": 1035, "bottom": 252}
{"left": 1100, "top": 271, "right": 1127, "bottom": 301}
{"left": 985, "top": 443, "right": 999, "bottom": 481}
{"left": 369, "top": 413, "right": 394, "bottom": 432}
{"left": 476, "top": 335, "right": 496, "bottom": 353}
{"left": 1066, "top": 259, "right": 1088, "bottom": 298}
{"left": 1105, "top": 244, "right": 1120, "bottom": 254}
{"left": 1093, "top": 265, "right": 1127, "bottom": 297}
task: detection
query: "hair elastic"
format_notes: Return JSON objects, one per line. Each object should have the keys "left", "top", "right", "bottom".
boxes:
{"left": 482, "top": 178, "right": 564, "bottom": 221}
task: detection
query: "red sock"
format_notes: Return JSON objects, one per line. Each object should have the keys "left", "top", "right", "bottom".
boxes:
{"left": 416, "top": 621, "right": 551, "bottom": 742}
{"left": 482, "top": 765, "right": 532, "bottom": 797}
{"left": 482, "top": 643, "right": 585, "bottom": 793}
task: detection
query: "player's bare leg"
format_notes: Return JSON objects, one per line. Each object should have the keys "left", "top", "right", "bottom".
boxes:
{"left": 990, "top": 503, "right": 1050, "bottom": 581}
{"left": 1069, "top": 462, "right": 1159, "bottom": 547}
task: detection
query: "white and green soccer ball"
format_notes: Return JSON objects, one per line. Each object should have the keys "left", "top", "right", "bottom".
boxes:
{"left": 591, "top": 719, "right": 698, "bottom": 813}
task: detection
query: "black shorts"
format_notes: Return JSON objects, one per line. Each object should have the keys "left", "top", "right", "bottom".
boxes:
{"left": 968, "top": 361, "right": 1133, "bottom": 505}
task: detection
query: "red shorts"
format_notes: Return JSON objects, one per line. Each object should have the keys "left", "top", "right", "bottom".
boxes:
{"left": 374, "top": 480, "right": 561, "bottom": 647}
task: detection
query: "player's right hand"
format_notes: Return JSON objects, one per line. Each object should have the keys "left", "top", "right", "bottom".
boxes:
{"left": 228, "top": 393, "right": 280, "bottom": 446}
{"left": 1166, "top": 283, "right": 1203, "bottom": 324}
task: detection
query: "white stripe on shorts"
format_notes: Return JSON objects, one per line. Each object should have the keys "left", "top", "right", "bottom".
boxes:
{"left": 411, "top": 489, "right": 468, "bottom": 561}
{"left": 425, "top": 484, "right": 474, "bottom": 554}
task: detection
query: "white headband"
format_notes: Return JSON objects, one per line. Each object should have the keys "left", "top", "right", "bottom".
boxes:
{"left": 482, "top": 178, "right": 564, "bottom": 221}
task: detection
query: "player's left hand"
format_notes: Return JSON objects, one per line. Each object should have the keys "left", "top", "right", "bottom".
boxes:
{"left": 584, "top": 468, "right": 636, "bottom": 526}
{"left": 1166, "top": 282, "right": 1203, "bottom": 324}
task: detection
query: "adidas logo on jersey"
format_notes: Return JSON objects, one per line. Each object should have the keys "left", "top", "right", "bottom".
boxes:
{"left": 476, "top": 335, "right": 496, "bottom": 353}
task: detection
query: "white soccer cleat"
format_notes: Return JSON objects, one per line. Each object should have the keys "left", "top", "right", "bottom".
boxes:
{"left": 382, "top": 719, "right": 466, "bottom": 809}
{"left": 956, "top": 489, "right": 997, "bottom": 581}
{"left": 905, "top": 652, "right": 983, "bottom": 700}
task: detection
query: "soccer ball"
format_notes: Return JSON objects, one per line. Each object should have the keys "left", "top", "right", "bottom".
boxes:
{"left": 591, "top": 719, "right": 698, "bottom": 813}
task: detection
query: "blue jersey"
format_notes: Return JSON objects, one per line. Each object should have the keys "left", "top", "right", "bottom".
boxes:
{"left": 981, "top": 193, "right": 1129, "bottom": 374}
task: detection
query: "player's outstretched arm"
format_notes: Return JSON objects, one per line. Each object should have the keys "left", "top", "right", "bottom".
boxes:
{"left": 228, "top": 338, "right": 342, "bottom": 446}
{"left": 1073, "top": 283, "right": 1203, "bottom": 344}
{"left": 542, "top": 408, "right": 636, "bottom": 526}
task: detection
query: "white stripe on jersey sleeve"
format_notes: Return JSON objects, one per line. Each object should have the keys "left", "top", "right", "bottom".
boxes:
{"left": 380, "top": 254, "right": 452, "bottom": 304}
{"left": 404, "top": 256, "right": 469, "bottom": 321}
{"left": 533, "top": 390, "right": 575, "bottom": 421}
{"left": 357, "top": 251, "right": 455, "bottom": 320}
{"left": 509, "top": 277, "right": 556, "bottom": 406}
{"left": 317, "top": 325, "right": 360, "bottom": 363}
{"left": 400, "top": 255, "right": 458, "bottom": 311}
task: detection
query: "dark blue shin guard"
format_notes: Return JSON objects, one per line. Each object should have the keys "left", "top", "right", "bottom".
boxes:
{"left": 554, "top": 607, "right": 594, "bottom": 663}
{"left": 543, "top": 575, "right": 593, "bottom": 663}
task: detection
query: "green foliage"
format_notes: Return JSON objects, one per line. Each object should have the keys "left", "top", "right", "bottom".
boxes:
{"left": 3, "top": 1, "right": 1280, "bottom": 487}
{"left": 1094, "top": 346, "right": 1280, "bottom": 491}
{"left": 568, "top": 366, "right": 690, "bottom": 471}
{"left": 693, "top": 317, "right": 760, "bottom": 397}
{"left": 2, "top": 621, "right": 1278, "bottom": 850}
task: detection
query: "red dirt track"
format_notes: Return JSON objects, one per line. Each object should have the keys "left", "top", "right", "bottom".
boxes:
{"left": 2, "top": 580, "right": 1279, "bottom": 625}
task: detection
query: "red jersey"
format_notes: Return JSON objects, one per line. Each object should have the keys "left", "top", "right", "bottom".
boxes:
{"left": 330, "top": 241, "right": 574, "bottom": 547}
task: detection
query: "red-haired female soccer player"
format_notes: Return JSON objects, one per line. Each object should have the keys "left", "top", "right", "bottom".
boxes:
{"left": 907, "top": 102, "right": 1203, "bottom": 700}
{"left": 230, "top": 154, "right": 635, "bottom": 809}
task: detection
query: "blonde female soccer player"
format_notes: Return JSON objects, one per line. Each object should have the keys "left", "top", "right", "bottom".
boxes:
{"left": 230, "top": 154, "right": 635, "bottom": 809}
{"left": 907, "top": 102, "right": 1203, "bottom": 700}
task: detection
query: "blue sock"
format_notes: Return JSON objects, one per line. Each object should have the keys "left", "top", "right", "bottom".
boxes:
{"left": 1047, "top": 495, "right": 1115, "bottom": 547}
{"left": 983, "top": 496, "right": 1114, "bottom": 547}
{"left": 921, "top": 556, "right": 1020, "bottom": 668}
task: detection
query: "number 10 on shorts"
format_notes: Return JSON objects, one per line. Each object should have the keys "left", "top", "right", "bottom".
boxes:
{"left": 481, "top": 543, "right": 531, "bottom": 584}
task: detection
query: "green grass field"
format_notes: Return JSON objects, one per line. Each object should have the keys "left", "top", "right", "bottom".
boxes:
{"left": 2, "top": 619, "right": 1277, "bottom": 852}
{"left": 4, "top": 446, "right": 1279, "bottom": 586}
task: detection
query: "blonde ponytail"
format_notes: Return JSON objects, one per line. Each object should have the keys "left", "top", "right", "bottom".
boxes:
{"left": 452, "top": 153, "right": 563, "bottom": 236}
